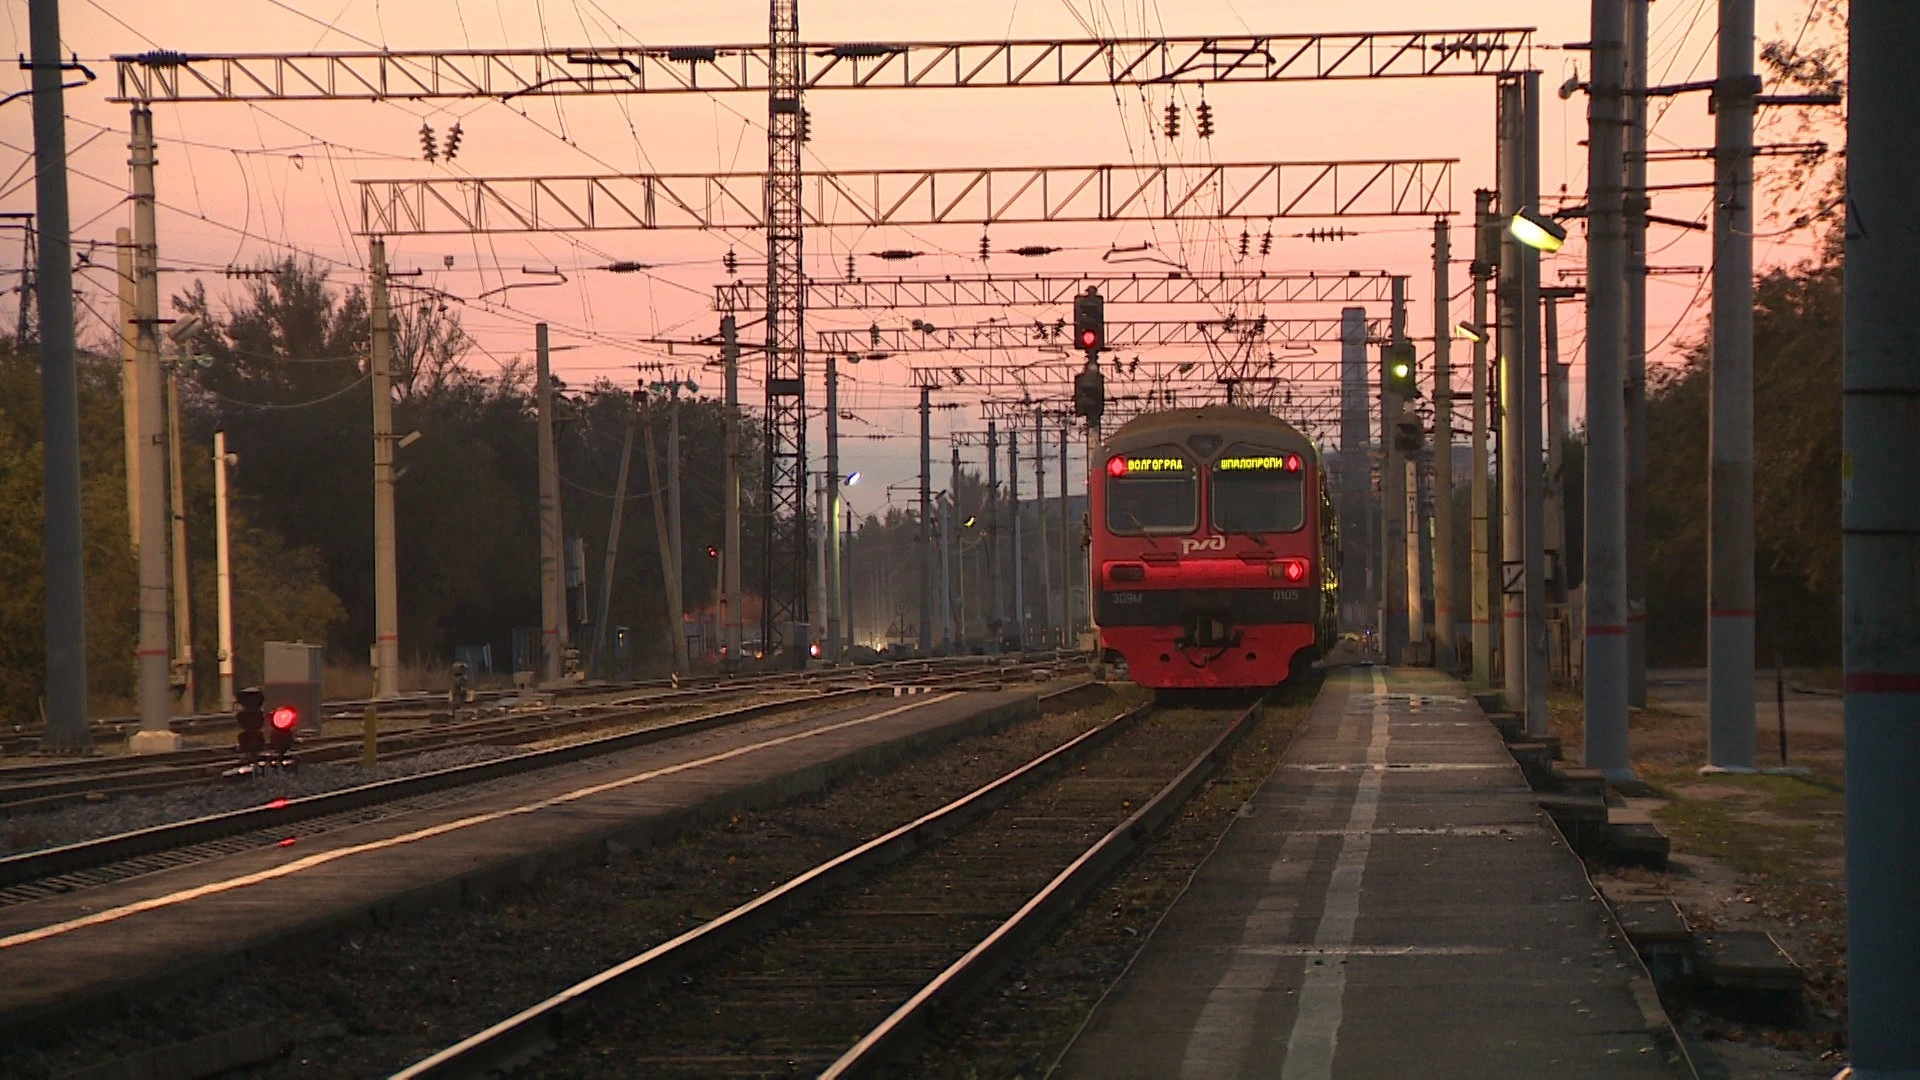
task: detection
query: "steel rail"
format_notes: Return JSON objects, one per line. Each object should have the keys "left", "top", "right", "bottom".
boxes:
{"left": 821, "top": 695, "right": 1266, "bottom": 1077}
{"left": 389, "top": 680, "right": 1131, "bottom": 1079}
{"left": 0, "top": 685, "right": 892, "bottom": 890}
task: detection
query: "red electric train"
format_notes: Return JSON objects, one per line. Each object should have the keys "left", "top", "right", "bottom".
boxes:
{"left": 1090, "top": 406, "right": 1338, "bottom": 689}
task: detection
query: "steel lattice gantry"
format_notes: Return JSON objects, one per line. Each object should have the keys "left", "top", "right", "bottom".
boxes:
{"left": 714, "top": 270, "right": 1400, "bottom": 312}
{"left": 354, "top": 160, "right": 1455, "bottom": 236}
{"left": 111, "top": 30, "right": 1532, "bottom": 102}
{"left": 763, "top": 0, "right": 806, "bottom": 647}
{"left": 818, "top": 315, "right": 1381, "bottom": 354}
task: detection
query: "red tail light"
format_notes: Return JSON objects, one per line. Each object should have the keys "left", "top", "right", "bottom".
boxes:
{"left": 1285, "top": 453, "right": 1302, "bottom": 472}
{"left": 1106, "top": 455, "right": 1129, "bottom": 477}
{"left": 270, "top": 706, "right": 298, "bottom": 731}
{"left": 1270, "top": 558, "right": 1309, "bottom": 583}
{"left": 1109, "top": 563, "right": 1146, "bottom": 583}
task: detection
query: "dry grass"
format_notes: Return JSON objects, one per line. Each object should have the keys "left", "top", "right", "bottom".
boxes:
{"left": 1548, "top": 683, "right": 1850, "bottom": 1065}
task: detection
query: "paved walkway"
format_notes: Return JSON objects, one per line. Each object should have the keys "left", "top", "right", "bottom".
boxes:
{"left": 1059, "top": 667, "right": 1678, "bottom": 1079}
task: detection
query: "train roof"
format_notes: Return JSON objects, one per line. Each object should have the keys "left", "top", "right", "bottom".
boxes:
{"left": 1104, "top": 405, "right": 1317, "bottom": 453}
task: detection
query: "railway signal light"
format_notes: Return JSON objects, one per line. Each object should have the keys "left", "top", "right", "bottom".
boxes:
{"left": 267, "top": 704, "right": 298, "bottom": 756}
{"left": 1393, "top": 415, "right": 1424, "bottom": 453}
{"left": 235, "top": 687, "right": 265, "bottom": 761}
{"left": 1382, "top": 342, "right": 1419, "bottom": 399}
{"left": 1073, "top": 288, "right": 1104, "bottom": 355}
{"left": 1073, "top": 361, "right": 1106, "bottom": 423}
{"left": 706, "top": 544, "right": 720, "bottom": 558}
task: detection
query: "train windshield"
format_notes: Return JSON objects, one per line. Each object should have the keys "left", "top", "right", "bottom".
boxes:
{"left": 1104, "top": 448, "right": 1197, "bottom": 534}
{"left": 1211, "top": 445, "right": 1307, "bottom": 534}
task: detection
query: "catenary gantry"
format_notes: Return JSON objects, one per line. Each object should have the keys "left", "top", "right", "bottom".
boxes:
{"left": 112, "top": 30, "right": 1532, "bottom": 102}
{"left": 354, "top": 161, "right": 1455, "bottom": 236}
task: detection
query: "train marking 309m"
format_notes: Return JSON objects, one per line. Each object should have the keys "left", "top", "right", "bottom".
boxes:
{"left": 1090, "top": 405, "right": 1338, "bottom": 691}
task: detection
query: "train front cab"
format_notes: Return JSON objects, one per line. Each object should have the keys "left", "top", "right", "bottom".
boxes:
{"left": 1093, "top": 432, "right": 1325, "bottom": 690}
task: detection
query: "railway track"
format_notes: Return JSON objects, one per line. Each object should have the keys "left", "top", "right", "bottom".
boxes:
{"left": 0, "top": 652, "right": 1078, "bottom": 756}
{"left": 0, "top": 655, "right": 1076, "bottom": 815}
{"left": 0, "top": 662, "right": 1084, "bottom": 907}
{"left": 392, "top": 693, "right": 1263, "bottom": 1079}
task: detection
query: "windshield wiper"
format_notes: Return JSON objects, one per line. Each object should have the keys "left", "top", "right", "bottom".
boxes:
{"left": 1125, "top": 511, "right": 1162, "bottom": 549}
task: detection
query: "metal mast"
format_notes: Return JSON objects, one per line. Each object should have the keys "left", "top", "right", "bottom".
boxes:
{"left": 759, "top": 0, "right": 809, "bottom": 656}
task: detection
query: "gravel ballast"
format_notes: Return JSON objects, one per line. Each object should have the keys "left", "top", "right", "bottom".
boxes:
{"left": 0, "top": 685, "right": 1132, "bottom": 1079}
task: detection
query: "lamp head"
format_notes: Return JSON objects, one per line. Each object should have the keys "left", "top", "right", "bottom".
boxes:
{"left": 1509, "top": 209, "right": 1567, "bottom": 254}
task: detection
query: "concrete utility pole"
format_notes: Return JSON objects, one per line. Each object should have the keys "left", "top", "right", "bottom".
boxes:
{"left": 1007, "top": 429, "right": 1024, "bottom": 648}
{"left": 591, "top": 395, "right": 636, "bottom": 679}
{"left": 28, "top": 0, "right": 90, "bottom": 749}
{"left": 129, "top": 106, "right": 173, "bottom": 751}
{"left": 1034, "top": 411, "right": 1052, "bottom": 646}
{"left": 721, "top": 316, "right": 742, "bottom": 665}
{"left": 1381, "top": 279, "right": 1410, "bottom": 663}
{"left": 1584, "top": 0, "right": 1635, "bottom": 781}
{"left": 1496, "top": 76, "right": 1526, "bottom": 710}
{"left": 1059, "top": 415, "right": 1073, "bottom": 647}
{"left": 918, "top": 386, "right": 933, "bottom": 654}
{"left": 985, "top": 421, "right": 1001, "bottom": 644}
{"left": 642, "top": 400, "right": 689, "bottom": 673}
{"left": 1706, "top": 0, "right": 1757, "bottom": 771}
{"left": 668, "top": 388, "right": 684, "bottom": 641}
{"left": 1520, "top": 71, "right": 1550, "bottom": 737}
{"left": 1844, "top": 5, "right": 1920, "bottom": 1068}
{"left": 1543, "top": 288, "right": 1574, "bottom": 603}
{"left": 535, "top": 322, "right": 563, "bottom": 684}
{"left": 1339, "top": 307, "right": 1372, "bottom": 638}
{"left": 951, "top": 443, "right": 966, "bottom": 647}
{"left": 1469, "top": 191, "right": 1496, "bottom": 686}
{"left": 1431, "top": 217, "right": 1455, "bottom": 666}
{"left": 841, "top": 510, "right": 854, "bottom": 654}
{"left": 1625, "top": 0, "right": 1652, "bottom": 707}
{"left": 213, "top": 431, "right": 237, "bottom": 712}
{"left": 369, "top": 239, "right": 400, "bottom": 699}
{"left": 166, "top": 363, "right": 193, "bottom": 711}
{"left": 825, "top": 353, "right": 842, "bottom": 658}
{"left": 117, "top": 229, "right": 140, "bottom": 552}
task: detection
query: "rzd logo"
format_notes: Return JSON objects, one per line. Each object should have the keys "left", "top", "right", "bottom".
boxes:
{"left": 1180, "top": 535, "right": 1226, "bottom": 555}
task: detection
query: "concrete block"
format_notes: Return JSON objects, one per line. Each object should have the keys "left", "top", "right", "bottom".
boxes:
{"left": 127, "top": 729, "right": 183, "bottom": 755}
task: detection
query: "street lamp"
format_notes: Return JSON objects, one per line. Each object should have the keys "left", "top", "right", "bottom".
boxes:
{"left": 1509, "top": 208, "right": 1567, "bottom": 254}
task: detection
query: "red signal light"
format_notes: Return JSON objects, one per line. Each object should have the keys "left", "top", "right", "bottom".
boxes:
{"left": 1285, "top": 454, "right": 1301, "bottom": 472}
{"left": 270, "top": 705, "right": 298, "bottom": 731}
{"left": 1106, "top": 455, "right": 1129, "bottom": 477}
{"left": 705, "top": 545, "right": 720, "bottom": 558}
{"left": 1079, "top": 329, "right": 1099, "bottom": 349}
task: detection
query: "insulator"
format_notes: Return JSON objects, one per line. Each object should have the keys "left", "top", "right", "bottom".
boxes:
{"left": 873, "top": 249, "right": 921, "bottom": 260}
{"left": 1196, "top": 99, "right": 1215, "bottom": 139}
{"left": 1238, "top": 229, "right": 1250, "bottom": 258}
{"left": 980, "top": 232, "right": 991, "bottom": 261}
{"left": 1260, "top": 229, "right": 1273, "bottom": 256}
{"left": 846, "top": 253, "right": 856, "bottom": 278}
{"left": 798, "top": 108, "right": 812, "bottom": 143}
{"left": 444, "top": 121, "right": 463, "bottom": 160}
{"left": 1009, "top": 245, "right": 1060, "bottom": 257}
{"left": 869, "top": 323, "right": 882, "bottom": 347}
{"left": 1163, "top": 101, "right": 1180, "bottom": 139}
{"left": 419, "top": 122, "right": 438, "bottom": 162}
{"left": 723, "top": 248, "right": 738, "bottom": 275}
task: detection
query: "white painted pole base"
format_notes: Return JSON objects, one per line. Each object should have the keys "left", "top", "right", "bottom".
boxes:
{"left": 128, "top": 728, "right": 183, "bottom": 754}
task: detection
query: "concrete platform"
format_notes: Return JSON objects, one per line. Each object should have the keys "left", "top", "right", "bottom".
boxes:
{"left": 0, "top": 688, "right": 1038, "bottom": 1038}
{"left": 1058, "top": 668, "right": 1684, "bottom": 1079}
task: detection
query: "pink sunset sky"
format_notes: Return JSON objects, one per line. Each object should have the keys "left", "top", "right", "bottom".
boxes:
{"left": 0, "top": 1, "right": 1839, "bottom": 505}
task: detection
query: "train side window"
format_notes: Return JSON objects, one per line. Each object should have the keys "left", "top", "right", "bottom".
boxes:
{"left": 1104, "top": 448, "right": 1197, "bottom": 534}
{"left": 1212, "top": 445, "right": 1307, "bottom": 534}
